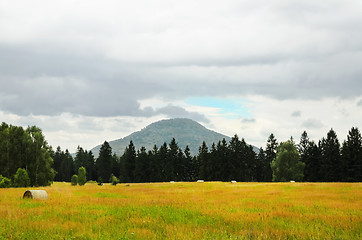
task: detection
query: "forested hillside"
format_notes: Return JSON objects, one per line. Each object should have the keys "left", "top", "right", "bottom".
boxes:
{"left": 91, "top": 118, "right": 237, "bottom": 156}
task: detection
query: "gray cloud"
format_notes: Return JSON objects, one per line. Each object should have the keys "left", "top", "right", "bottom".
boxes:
{"left": 291, "top": 111, "right": 301, "bottom": 117}
{"left": 0, "top": 0, "right": 362, "bottom": 118}
{"left": 302, "top": 119, "right": 324, "bottom": 129}
{"left": 155, "top": 105, "right": 209, "bottom": 123}
{"left": 358, "top": 99, "right": 362, "bottom": 107}
{"left": 241, "top": 118, "right": 256, "bottom": 123}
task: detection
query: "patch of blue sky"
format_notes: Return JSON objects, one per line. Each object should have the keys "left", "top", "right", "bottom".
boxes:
{"left": 185, "top": 97, "right": 252, "bottom": 119}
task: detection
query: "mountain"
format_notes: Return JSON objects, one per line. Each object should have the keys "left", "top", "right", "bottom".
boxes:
{"left": 91, "top": 118, "right": 257, "bottom": 157}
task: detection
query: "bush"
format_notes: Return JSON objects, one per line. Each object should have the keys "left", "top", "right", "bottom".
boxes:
{"left": 78, "top": 167, "right": 87, "bottom": 186}
{"left": 13, "top": 168, "right": 30, "bottom": 187}
{"left": 71, "top": 175, "right": 78, "bottom": 186}
{"left": 97, "top": 177, "right": 103, "bottom": 186}
{"left": 0, "top": 175, "right": 11, "bottom": 188}
{"left": 110, "top": 175, "right": 119, "bottom": 186}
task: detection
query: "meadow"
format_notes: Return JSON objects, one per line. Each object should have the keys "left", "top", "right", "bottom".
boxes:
{"left": 0, "top": 182, "right": 361, "bottom": 240}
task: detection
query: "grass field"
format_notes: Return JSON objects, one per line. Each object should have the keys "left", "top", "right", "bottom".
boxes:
{"left": 0, "top": 182, "right": 361, "bottom": 239}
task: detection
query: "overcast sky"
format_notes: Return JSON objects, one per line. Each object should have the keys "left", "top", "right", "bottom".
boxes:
{"left": 1, "top": 0, "right": 362, "bottom": 153}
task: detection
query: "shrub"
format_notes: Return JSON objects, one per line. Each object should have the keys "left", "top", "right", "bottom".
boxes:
{"left": 71, "top": 175, "right": 78, "bottom": 186}
{"left": 13, "top": 168, "right": 30, "bottom": 187}
{"left": 110, "top": 175, "right": 119, "bottom": 186}
{"left": 0, "top": 175, "right": 11, "bottom": 188}
{"left": 78, "top": 167, "right": 87, "bottom": 186}
{"left": 97, "top": 177, "right": 103, "bottom": 186}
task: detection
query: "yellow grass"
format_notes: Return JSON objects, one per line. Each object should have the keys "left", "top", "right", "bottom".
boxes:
{"left": 0, "top": 182, "right": 361, "bottom": 239}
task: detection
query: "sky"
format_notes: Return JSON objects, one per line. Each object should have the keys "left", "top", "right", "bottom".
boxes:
{"left": 1, "top": 0, "right": 362, "bottom": 153}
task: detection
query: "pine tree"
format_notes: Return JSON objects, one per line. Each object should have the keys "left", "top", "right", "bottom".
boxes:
{"left": 111, "top": 153, "right": 120, "bottom": 180}
{"left": 120, "top": 141, "right": 136, "bottom": 183}
{"left": 158, "top": 142, "right": 169, "bottom": 182}
{"left": 320, "top": 129, "right": 341, "bottom": 182}
{"left": 341, "top": 127, "right": 362, "bottom": 182}
{"left": 96, "top": 141, "right": 112, "bottom": 183}
{"left": 184, "top": 145, "right": 194, "bottom": 181}
{"left": 264, "top": 133, "right": 278, "bottom": 181}
{"left": 134, "top": 146, "right": 149, "bottom": 182}
{"left": 148, "top": 145, "right": 160, "bottom": 182}
{"left": 255, "top": 147, "right": 266, "bottom": 182}
{"left": 197, "top": 141, "right": 209, "bottom": 180}
{"left": 218, "top": 139, "right": 230, "bottom": 181}
{"left": 52, "top": 146, "right": 63, "bottom": 181}
{"left": 60, "top": 149, "right": 75, "bottom": 182}
{"left": 303, "top": 142, "right": 322, "bottom": 182}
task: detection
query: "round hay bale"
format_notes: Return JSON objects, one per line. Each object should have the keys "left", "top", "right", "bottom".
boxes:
{"left": 23, "top": 190, "right": 48, "bottom": 200}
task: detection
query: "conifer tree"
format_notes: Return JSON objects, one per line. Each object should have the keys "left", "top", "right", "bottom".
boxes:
{"left": 96, "top": 141, "right": 112, "bottom": 183}
{"left": 134, "top": 146, "right": 149, "bottom": 182}
{"left": 264, "top": 133, "right": 278, "bottom": 181}
{"left": 341, "top": 127, "right": 362, "bottom": 182}
{"left": 120, "top": 141, "right": 136, "bottom": 183}
{"left": 197, "top": 141, "right": 209, "bottom": 180}
{"left": 320, "top": 129, "right": 341, "bottom": 181}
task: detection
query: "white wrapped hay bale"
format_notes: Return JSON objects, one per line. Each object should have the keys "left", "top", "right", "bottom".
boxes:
{"left": 23, "top": 190, "right": 48, "bottom": 200}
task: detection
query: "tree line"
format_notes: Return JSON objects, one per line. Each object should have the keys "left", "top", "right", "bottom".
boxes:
{"left": 51, "top": 127, "right": 361, "bottom": 184}
{"left": 1, "top": 121, "right": 361, "bottom": 187}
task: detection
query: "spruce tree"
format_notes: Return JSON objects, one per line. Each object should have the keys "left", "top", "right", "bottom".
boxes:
{"left": 60, "top": 149, "right": 75, "bottom": 182}
{"left": 134, "top": 146, "right": 149, "bottom": 182}
{"left": 197, "top": 141, "right": 209, "bottom": 180}
{"left": 303, "top": 142, "right": 322, "bottom": 182}
{"left": 120, "top": 141, "right": 136, "bottom": 183}
{"left": 96, "top": 141, "right": 112, "bottom": 183}
{"left": 264, "top": 134, "right": 278, "bottom": 181}
{"left": 320, "top": 129, "right": 341, "bottom": 181}
{"left": 341, "top": 127, "right": 362, "bottom": 182}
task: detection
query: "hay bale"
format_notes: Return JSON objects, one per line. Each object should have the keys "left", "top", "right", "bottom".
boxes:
{"left": 231, "top": 180, "right": 237, "bottom": 184}
{"left": 197, "top": 180, "right": 204, "bottom": 183}
{"left": 23, "top": 190, "right": 48, "bottom": 200}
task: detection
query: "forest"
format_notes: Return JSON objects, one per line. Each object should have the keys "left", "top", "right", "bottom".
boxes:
{"left": 0, "top": 121, "right": 361, "bottom": 187}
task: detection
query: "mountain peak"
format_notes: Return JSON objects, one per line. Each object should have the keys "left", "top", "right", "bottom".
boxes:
{"left": 91, "top": 118, "right": 230, "bottom": 156}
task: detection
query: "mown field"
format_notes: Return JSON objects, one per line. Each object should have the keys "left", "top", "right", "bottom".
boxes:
{"left": 0, "top": 182, "right": 361, "bottom": 240}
